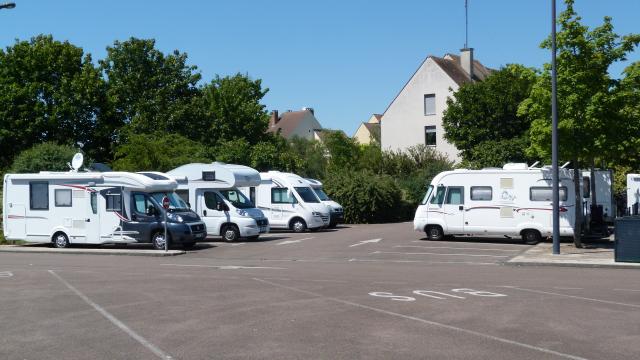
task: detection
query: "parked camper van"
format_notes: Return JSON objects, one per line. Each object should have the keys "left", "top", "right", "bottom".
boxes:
{"left": 240, "top": 171, "right": 330, "bottom": 232}
{"left": 3, "top": 159, "right": 206, "bottom": 249}
{"left": 413, "top": 163, "right": 576, "bottom": 244}
{"left": 305, "top": 178, "right": 343, "bottom": 227}
{"left": 167, "top": 162, "right": 269, "bottom": 242}
{"left": 579, "top": 169, "right": 615, "bottom": 222}
{"left": 627, "top": 174, "right": 640, "bottom": 215}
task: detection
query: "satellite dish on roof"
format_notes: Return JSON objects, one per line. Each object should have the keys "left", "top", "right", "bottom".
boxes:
{"left": 71, "top": 153, "right": 84, "bottom": 172}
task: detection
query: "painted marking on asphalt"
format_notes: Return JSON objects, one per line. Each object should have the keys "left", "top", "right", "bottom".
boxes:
{"left": 348, "top": 258, "right": 497, "bottom": 265}
{"left": 48, "top": 270, "right": 173, "bottom": 360}
{"left": 371, "top": 251, "right": 510, "bottom": 258}
{"left": 253, "top": 278, "right": 588, "bottom": 360}
{"left": 552, "top": 287, "right": 584, "bottom": 290}
{"left": 498, "top": 286, "right": 640, "bottom": 309}
{"left": 395, "top": 245, "right": 519, "bottom": 252}
{"left": 0, "top": 271, "right": 13, "bottom": 278}
{"left": 349, "top": 238, "right": 382, "bottom": 247}
{"left": 161, "top": 264, "right": 287, "bottom": 270}
{"left": 411, "top": 240, "right": 521, "bottom": 247}
{"left": 276, "top": 237, "right": 314, "bottom": 245}
{"left": 613, "top": 288, "right": 640, "bottom": 292}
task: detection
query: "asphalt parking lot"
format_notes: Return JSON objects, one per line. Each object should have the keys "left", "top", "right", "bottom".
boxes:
{"left": 1, "top": 223, "right": 639, "bottom": 360}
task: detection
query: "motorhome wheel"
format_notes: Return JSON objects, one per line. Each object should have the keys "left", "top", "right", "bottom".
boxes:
{"left": 291, "top": 219, "right": 307, "bottom": 233}
{"left": 53, "top": 232, "right": 70, "bottom": 248}
{"left": 426, "top": 226, "right": 444, "bottom": 241}
{"left": 522, "top": 229, "right": 541, "bottom": 245}
{"left": 222, "top": 225, "right": 239, "bottom": 242}
{"left": 152, "top": 232, "right": 169, "bottom": 250}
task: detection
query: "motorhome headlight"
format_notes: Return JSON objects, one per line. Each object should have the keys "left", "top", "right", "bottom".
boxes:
{"left": 167, "top": 213, "right": 184, "bottom": 223}
{"left": 312, "top": 212, "right": 321, "bottom": 217}
{"left": 235, "top": 208, "right": 248, "bottom": 217}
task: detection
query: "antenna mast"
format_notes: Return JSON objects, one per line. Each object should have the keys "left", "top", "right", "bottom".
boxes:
{"left": 465, "top": 0, "right": 469, "bottom": 48}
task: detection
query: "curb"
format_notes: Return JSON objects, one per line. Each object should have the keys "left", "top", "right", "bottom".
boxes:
{"left": 505, "top": 260, "right": 640, "bottom": 270}
{"left": 0, "top": 246, "right": 185, "bottom": 257}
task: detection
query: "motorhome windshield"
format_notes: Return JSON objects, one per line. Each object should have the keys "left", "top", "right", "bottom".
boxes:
{"left": 150, "top": 192, "right": 189, "bottom": 211}
{"left": 313, "top": 188, "right": 330, "bottom": 201}
{"left": 220, "top": 189, "right": 255, "bottom": 209}
{"left": 421, "top": 185, "right": 434, "bottom": 205}
{"left": 294, "top": 187, "right": 320, "bottom": 203}
{"left": 430, "top": 186, "right": 446, "bottom": 205}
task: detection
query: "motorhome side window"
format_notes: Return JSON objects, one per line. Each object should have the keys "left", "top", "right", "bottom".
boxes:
{"left": 530, "top": 186, "right": 568, "bottom": 201}
{"left": 29, "top": 182, "right": 49, "bottom": 210}
{"left": 90, "top": 193, "right": 98, "bottom": 214}
{"left": 204, "top": 191, "right": 225, "bottom": 210}
{"left": 470, "top": 186, "right": 492, "bottom": 201}
{"left": 430, "top": 186, "right": 446, "bottom": 205}
{"left": 272, "top": 188, "right": 297, "bottom": 204}
{"left": 133, "top": 194, "right": 151, "bottom": 213}
{"left": 54, "top": 189, "right": 72, "bottom": 207}
{"left": 445, "top": 187, "right": 464, "bottom": 204}
{"left": 106, "top": 192, "right": 122, "bottom": 211}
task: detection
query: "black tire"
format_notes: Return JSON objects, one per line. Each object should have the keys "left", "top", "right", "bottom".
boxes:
{"left": 291, "top": 218, "right": 307, "bottom": 233}
{"left": 53, "top": 232, "right": 70, "bottom": 248}
{"left": 183, "top": 241, "right": 196, "bottom": 250}
{"left": 426, "top": 226, "right": 444, "bottom": 241}
{"left": 328, "top": 223, "right": 338, "bottom": 229}
{"left": 151, "top": 231, "right": 169, "bottom": 250}
{"left": 222, "top": 225, "right": 240, "bottom": 242}
{"left": 522, "top": 229, "right": 541, "bottom": 245}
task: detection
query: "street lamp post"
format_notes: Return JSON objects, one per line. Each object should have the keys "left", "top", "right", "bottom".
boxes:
{"left": 0, "top": 2, "right": 16, "bottom": 10}
{"left": 551, "top": 0, "right": 560, "bottom": 255}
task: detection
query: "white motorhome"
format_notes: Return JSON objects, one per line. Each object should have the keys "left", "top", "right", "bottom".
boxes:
{"left": 627, "top": 174, "right": 640, "bottom": 216}
{"left": 305, "top": 178, "right": 344, "bottom": 228}
{"left": 579, "top": 169, "right": 615, "bottom": 222}
{"left": 240, "top": 171, "right": 330, "bottom": 232}
{"left": 3, "top": 163, "right": 206, "bottom": 249}
{"left": 413, "top": 163, "right": 576, "bottom": 243}
{"left": 167, "top": 162, "right": 269, "bottom": 242}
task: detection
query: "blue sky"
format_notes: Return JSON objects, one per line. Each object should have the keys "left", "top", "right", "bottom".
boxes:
{"left": 1, "top": 1, "right": 638, "bottom": 135}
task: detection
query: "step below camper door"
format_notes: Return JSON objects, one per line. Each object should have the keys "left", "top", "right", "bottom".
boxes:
{"left": 443, "top": 187, "right": 465, "bottom": 233}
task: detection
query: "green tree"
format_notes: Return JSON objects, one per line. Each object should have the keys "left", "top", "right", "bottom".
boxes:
{"left": 614, "top": 61, "right": 640, "bottom": 169}
{"left": 211, "top": 138, "right": 252, "bottom": 165}
{"left": 112, "top": 133, "right": 210, "bottom": 172}
{"left": 0, "top": 35, "right": 105, "bottom": 168}
{"left": 99, "top": 38, "right": 202, "bottom": 141}
{"left": 200, "top": 73, "right": 270, "bottom": 147}
{"left": 442, "top": 64, "right": 537, "bottom": 166}
{"left": 321, "top": 130, "right": 361, "bottom": 170}
{"left": 288, "top": 136, "right": 327, "bottom": 179}
{"left": 518, "top": 0, "right": 640, "bottom": 245}
{"left": 10, "top": 142, "right": 79, "bottom": 173}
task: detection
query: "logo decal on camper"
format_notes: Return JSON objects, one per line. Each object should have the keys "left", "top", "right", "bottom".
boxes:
{"left": 61, "top": 184, "right": 97, "bottom": 193}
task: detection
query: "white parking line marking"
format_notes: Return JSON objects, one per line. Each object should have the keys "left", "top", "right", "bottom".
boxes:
{"left": 161, "top": 264, "right": 287, "bottom": 270}
{"left": 254, "top": 278, "right": 588, "bottom": 360}
{"left": 613, "top": 288, "right": 640, "bottom": 292}
{"left": 276, "top": 237, "right": 314, "bottom": 245}
{"left": 498, "top": 286, "right": 640, "bottom": 309}
{"left": 411, "top": 240, "right": 521, "bottom": 247}
{"left": 395, "top": 245, "right": 519, "bottom": 252}
{"left": 350, "top": 238, "right": 382, "bottom": 247}
{"left": 348, "top": 258, "right": 497, "bottom": 265}
{"left": 48, "top": 270, "right": 173, "bottom": 360}
{"left": 372, "top": 251, "right": 510, "bottom": 258}
{"left": 552, "top": 287, "right": 584, "bottom": 290}
{"left": 0, "top": 271, "right": 13, "bottom": 278}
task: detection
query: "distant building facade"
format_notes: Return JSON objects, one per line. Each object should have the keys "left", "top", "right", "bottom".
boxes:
{"left": 268, "top": 108, "right": 323, "bottom": 140}
{"left": 353, "top": 114, "right": 381, "bottom": 145}
{"left": 380, "top": 49, "right": 492, "bottom": 162}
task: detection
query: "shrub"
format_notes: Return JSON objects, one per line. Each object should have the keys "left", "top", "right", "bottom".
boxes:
{"left": 10, "top": 142, "right": 79, "bottom": 173}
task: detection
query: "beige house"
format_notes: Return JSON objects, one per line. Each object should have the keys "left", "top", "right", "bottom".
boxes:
{"left": 268, "top": 108, "right": 323, "bottom": 140}
{"left": 353, "top": 114, "right": 382, "bottom": 145}
{"left": 380, "top": 48, "right": 492, "bottom": 162}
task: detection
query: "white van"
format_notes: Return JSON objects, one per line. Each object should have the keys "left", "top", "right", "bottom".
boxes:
{"left": 240, "top": 171, "right": 330, "bottom": 232}
{"left": 413, "top": 163, "right": 576, "bottom": 244}
{"left": 305, "top": 178, "right": 344, "bottom": 228}
{"left": 3, "top": 167, "right": 206, "bottom": 249}
{"left": 167, "top": 162, "right": 269, "bottom": 242}
{"left": 627, "top": 174, "right": 640, "bottom": 215}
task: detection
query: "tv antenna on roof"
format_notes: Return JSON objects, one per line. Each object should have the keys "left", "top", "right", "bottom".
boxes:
{"left": 464, "top": 0, "right": 469, "bottom": 49}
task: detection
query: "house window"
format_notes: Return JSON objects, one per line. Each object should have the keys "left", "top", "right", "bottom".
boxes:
{"left": 54, "top": 189, "right": 72, "bottom": 207}
{"left": 530, "top": 186, "right": 568, "bottom": 201}
{"left": 424, "top": 94, "right": 436, "bottom": 115}
{"left": 30, "top": 182, "right": 49, "bottom": 210}
{"left": 425, "top": 126, "right": 436, "bottom": 146}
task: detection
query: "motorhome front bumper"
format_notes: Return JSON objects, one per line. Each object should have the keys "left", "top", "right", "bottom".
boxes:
{"left": 329, "top": 211, "right": 344, "bottom": 225}
{"left": 169, "top": 222, "right": 207, "bottom": 243}
{"left": 256, "top": 218, "right": 269, "bottom": 233}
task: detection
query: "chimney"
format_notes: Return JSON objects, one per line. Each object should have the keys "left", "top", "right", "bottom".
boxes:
{"left": 270, "top": 110, "right": 279, "bottom": 127}
{"left": 460, "top": 48, "right": 474, "bottom": 80}
{"left": 302, "top": 107, "right": 314, "bottom": 115}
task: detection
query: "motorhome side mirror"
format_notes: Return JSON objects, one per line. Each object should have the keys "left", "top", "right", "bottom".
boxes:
{"left": 146, "top": 205, "right": 156, "bottom": 216}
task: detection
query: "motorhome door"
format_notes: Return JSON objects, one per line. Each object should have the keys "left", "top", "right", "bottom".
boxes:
{"left": 84, "top": 191, "right": 100, "bottom": 243}
{"left": 443, "top": 186, "right": 465, "bottom": 233}
{"left": 200, "top": 190, "right": 227, "bottom": 236}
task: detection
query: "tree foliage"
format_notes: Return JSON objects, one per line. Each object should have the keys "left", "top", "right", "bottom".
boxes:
{"left": 10, "top": 142, "right": 79, "bottom": 173}
{"left": 442, "top": 64, "right": 537, "bottom": 166}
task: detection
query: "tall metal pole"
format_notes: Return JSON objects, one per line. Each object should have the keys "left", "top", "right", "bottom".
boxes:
{"left": 551, "top": 0, "right": 560, "bottom": 255}
{"left": 465, "top": 0, "right": 469, "bottom": 49}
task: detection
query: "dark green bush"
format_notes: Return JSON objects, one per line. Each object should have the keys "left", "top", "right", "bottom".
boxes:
{"left": 10, "top": 142, "right": 79, "bottom": 173}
